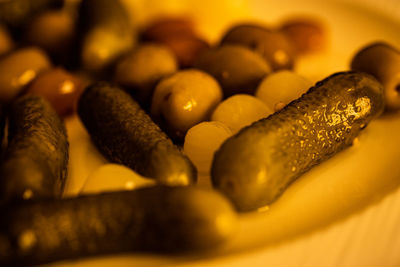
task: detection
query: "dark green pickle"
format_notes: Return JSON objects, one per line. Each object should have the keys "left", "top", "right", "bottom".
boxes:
{"left": 0, "top": 186, "right": 237, "bottom": 266}
{"left": 212, "top": 72, "right": 385, "bottom": 211}
{"left": 0, "top": 95, "right": 69, "bottom": 205}
{"left": 23, "top": 10, "right": 77, "bottom": 67}
{"left": 78, "top": 82, "right": 196, "bottom": 186}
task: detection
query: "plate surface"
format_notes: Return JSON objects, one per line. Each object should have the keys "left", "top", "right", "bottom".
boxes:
{"left": 57, "top": 0, "right": 400, "bottom": 266}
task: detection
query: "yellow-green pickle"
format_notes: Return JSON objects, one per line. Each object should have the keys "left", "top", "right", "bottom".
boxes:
{"left": 212, "top": 72, "right": 385, "bottom": 211}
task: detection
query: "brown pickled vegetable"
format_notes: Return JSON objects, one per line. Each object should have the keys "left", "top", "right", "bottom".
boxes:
{"left": 280, "top": 17, "right": 326, "bottom": 55}
{"left": 26, "top": 67, "right": 84, "bottom": 116}
{"left": 142, "top": 17, "right": 209, "bottom": 68}
{"left": 220, "top": 24, "right": 295, "bottom": 70}
{"left": 141, "top": 17, "right": 195, "bottom": 42}
{"left": 159, "top": 35, "right": 210, "bottom": 68}
{"left": 351, "top": 42, "right": 400, "bottom": 111}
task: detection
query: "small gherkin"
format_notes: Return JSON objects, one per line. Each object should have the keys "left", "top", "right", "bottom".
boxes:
{"left": 78, "top": 82, "right": 196, "bottom": 186}
{"left": 0, "top": 95, "right": 69, "bottom": 204}
{"left": 0, "top": 186, "right": 237, "bottom": 265}
{"left": 212, "top": 71, "right": 385, "bottom": 211}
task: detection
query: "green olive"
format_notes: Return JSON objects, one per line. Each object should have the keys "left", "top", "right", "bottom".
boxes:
{"left": 24, "top": 10, "right": 76, "bottom": 66}
{"left": 351, "top": 42, "right": 400, "bottom": 111}
{"left": 0, "top": 0, "right": 63, "bottom": 31}
{"left": 220, "top": 24, "right": 295, "bottom": 70}
{"left": 195, "top": 45, "right": 271, "bottom": 97}
{"left": 114, "top": 43, "right": 177, "bottom": 108}
{"left": 151, "top": 69, "right": 223, "bottom": 140}
{"left": 0, "top": 47, "right": 52, "bottom": 103}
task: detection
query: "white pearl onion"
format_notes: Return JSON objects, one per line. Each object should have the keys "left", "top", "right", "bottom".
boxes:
{"left": 80, "top": 163, "right": 156, "bottom": 195}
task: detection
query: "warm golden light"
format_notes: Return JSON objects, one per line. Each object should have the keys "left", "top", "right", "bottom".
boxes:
{"left": 18, "top": 230, "right": 37, "bottom": 251}
{"left": 257, "top": 205, "right": 270, "bottom": 213}
{"left": 13, "top": 69, "right": 36, "bottom": 88}
{"left": 273, "top": 49, "right": 289, "bottom": 66}
{"left": 125, "top": 181, "right": 135, "bottom": 190}
{"left": 256, "top": 167, "right": 268, "bottom": 185}
{"left": 183, "top": 99, "right": 196, "bottom": 111}
{"left": 22, "top": 189, "right": 34, "bottom": 200}
{"left": 59, "top": 80, "right": 75, "bottom": 94}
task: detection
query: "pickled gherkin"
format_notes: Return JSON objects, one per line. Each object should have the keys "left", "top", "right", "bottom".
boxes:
{"left": 0, "top": 186, "right": 237, "bottom": 266}
{"left": 0, "top": 95, "right": 68, "bottom": 204}
{"left": 212, "top": 72, "right": 385, "bottom": 211}
{"left": 78, "top": 82, "right": 196, "bottom": 186}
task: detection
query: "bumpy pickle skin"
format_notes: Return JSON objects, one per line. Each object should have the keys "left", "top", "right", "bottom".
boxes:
{"left": 78, "top": 82, "right": 196, "bottom": 186}
{"left": 212, "top": 72, "right": 385, "bottom": 212}
{"left": 0, "top": 95, "right": 69, "bottom": 204}
{"left": 0, "top": 186, "right": 237, "bottom": 266}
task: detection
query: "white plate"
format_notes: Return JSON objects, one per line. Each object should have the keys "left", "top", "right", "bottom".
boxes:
{"left": 56, "top": 0, "right": 400, "bottom": 266}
